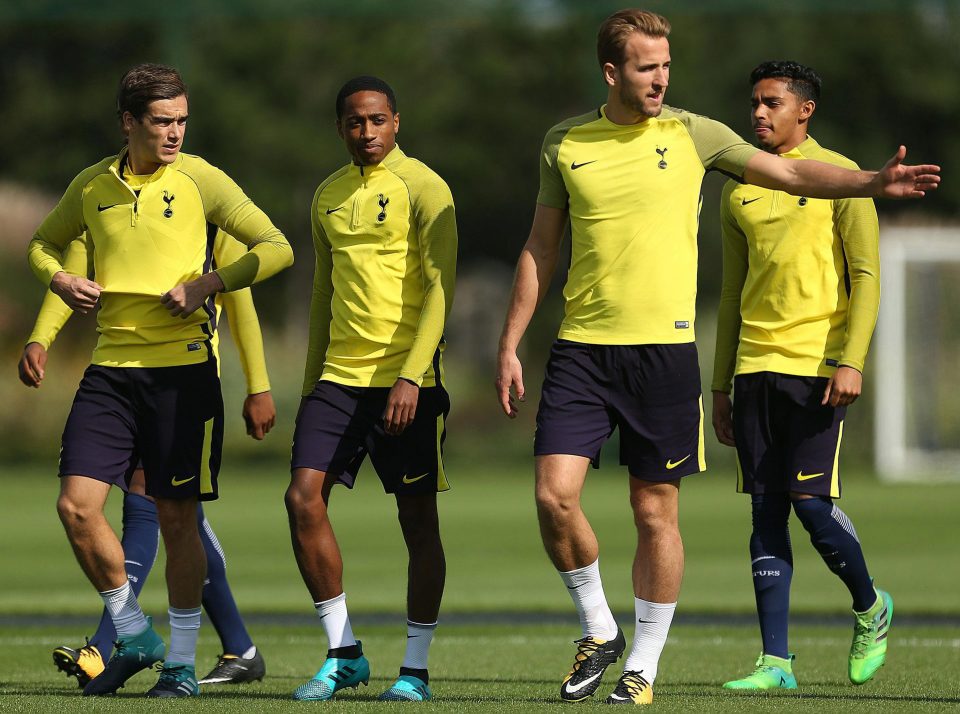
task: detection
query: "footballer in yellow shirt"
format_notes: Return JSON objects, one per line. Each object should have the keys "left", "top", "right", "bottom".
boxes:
{"left": 712, "top": 61, "right": 890, "bottom": 691}
{"left": 287, "top": 76, "right": 457, "bottom": 703}
{"left": 26, "top": 64, "right": 292, "bottom": 698}
{"left": 495, "top": 10, "right": 937, "bottom": 705}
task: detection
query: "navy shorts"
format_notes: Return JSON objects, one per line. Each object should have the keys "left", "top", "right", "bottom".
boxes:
{"left": 534, "top": 340, "right": 705, "bottom": 480}
{"left": 59, "top": 361, "right": 224, "bottom": 501}
{"left": 733, "top": 371, "right": 845, "bottom": 497}
{"left": 291, "top": 380, "right": 451, "bottom": 494}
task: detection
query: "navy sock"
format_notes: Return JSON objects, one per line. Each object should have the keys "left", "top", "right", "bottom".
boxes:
{"left": 792, "top": 497, "right": 876, "bottom": 612}
{"left": 89, "top": 494, "right": 159, "bottom": 653}
{"left": 198, "top": 505, "right": 255, "bottom": 656}
{"left": 750, "top": 493, "right": 793, "bottom": 659}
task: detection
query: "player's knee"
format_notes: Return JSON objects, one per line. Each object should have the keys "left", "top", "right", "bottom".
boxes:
{"left": 284, "top": 480, "right": 324, "bottom": 523}
{"left": 534, "top": 482, "right": 576, "bottom": 519}
{"left": 630, "top": 492, "right": 677, "bottom": 533}
{"left": 397, "top": 504, "right": 441, "bottom": 547}
{"left": 56, "top": 492, "right": 94, "bottom": 531}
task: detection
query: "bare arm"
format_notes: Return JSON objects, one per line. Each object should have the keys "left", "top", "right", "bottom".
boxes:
{"left": 495, "top": 203, "right": 568, "bottom": 417}
{"left": 744, "top": 145, "right": 940, "bottom": 200}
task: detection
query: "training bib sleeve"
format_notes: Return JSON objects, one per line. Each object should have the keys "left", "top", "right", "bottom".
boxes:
{"left": 835, "top": 195, "right": 881, "bottom": 372}
{"left": 397, "top": 173, "right": 458, "bottom": 385}
{"left": 712, "top": 180, "right": 750, "bottom": 394}
{"left": 180, "top": 158, "right": 294, "bottom": 291}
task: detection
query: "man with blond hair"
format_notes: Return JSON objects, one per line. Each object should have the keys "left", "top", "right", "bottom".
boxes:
{"left": 495, "top": 8, "right": 938, "bottom": 705}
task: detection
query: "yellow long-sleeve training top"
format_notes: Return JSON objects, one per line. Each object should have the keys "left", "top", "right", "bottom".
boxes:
{"left": 28, "top": 150, "right": 293, "bottom": 368}
{"left": 28, "top": 232, "right": 271, "bottom": 394}
{"left": 303, "top": 145, "right": 457, "bottom": 394}
{"left": 712, "top": 136, "right": 881, "bottom": 393}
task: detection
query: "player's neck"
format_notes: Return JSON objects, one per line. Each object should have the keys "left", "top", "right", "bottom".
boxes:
{"left": 603, "top": 97, "right": 655, "bottom": 126}
{"left": 765, "top": 132, "right": 808, "bottom": 156}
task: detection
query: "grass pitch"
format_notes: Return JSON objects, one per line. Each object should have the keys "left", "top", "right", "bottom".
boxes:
{"left": 1, "top": 621, "right": 958, "bottom": 712}
{"left": 0, "top": 458, "right": 958, "bottom": 710}
{"left": 2, "top": 458, "right": 958, "bottom": 615}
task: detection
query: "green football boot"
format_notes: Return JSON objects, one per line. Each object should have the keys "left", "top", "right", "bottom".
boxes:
{"left": 82, "top": 617, "right": 166, "bottom": 696}
{"left": 146, "top": 662, "right": 200, "bottom": 698}
{"left": 849, "top": 588, "right": 893, "bottom": 685}
{"left": 723, "top": 653, "right": 797, "bottom": 690}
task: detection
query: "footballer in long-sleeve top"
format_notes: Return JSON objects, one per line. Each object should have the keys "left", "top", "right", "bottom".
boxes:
{"left": 28, "top": 150, "right": 293, "bottom": 368}
{"left": 303, "top": 145, "right": 457, "bottom": 395}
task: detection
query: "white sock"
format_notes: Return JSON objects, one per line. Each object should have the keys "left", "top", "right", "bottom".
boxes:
{"left": 559, "top": 559, "right": 618, "bottom": 640}
{"left": 402, "top": 620, "right": 437, "bottom": 671}
{"left": 240, "top": 645, "right": 257, "bottom": 659}
{"left": 623, "top": 598, "right": 677, "bottom": 682}
{"left": 100, "top": 582, "right": 148, "bottom": 637}
{"left": 315, "top": 593, "right": 356, "bottom": 650}
{"left": 167, "top": 607, "right": 201, "bottom": 666}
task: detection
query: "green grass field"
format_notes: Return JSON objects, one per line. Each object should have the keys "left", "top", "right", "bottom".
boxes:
{"left": 1, "top": 458, "right": 958, "bottom": 710}
{"left": 2, "top": 622, "right": 958, "bottom": 712}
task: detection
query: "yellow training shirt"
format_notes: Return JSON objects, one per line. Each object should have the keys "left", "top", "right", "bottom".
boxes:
{"left": 303, "top": 146, "right": 457, "bottom": 394}
{"left": 27, "top": 150, "right": 293, "bottom": 368}
{"left": 28, "top": 232, "right": 271, "bottom": 395}
{"left": 711, "top": 137, "right": 881, "bottom": 393}
{"left": 538, "top": 105, "right": 758, "bottom": 345}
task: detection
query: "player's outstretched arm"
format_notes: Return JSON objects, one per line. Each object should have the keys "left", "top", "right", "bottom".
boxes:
{"left": 496, "top": 203, "right": 567, "bottom": 418}
{"left": 743, "top": 145, "right": 940, "bottom": 200}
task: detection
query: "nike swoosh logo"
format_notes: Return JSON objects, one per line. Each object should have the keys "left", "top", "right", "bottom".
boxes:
{"left": 796, "top": 471, "right": 824, "bottom": 481}
{"left": 741, "top": 197, "right": 762, "bottom": 206}
{"left": 97, "top": 203, "right": 121, "bottom": 212}
{"left": 666, "top": 455, "right": 691, "bottom": 470}
{"left": 326, "top": 207, "right": 344, "bottom": 214}
{"left": 570, "top": 160, "right": 597, "bottom": 170}
{"left": 609, "top": 693, "right": 629, "bottom": 701}
{"left": 402, "top": 473, "right": 429, "bottom": 484}
{"left": 171, "top": 475, "right": 196, "bottom": 486}
{"left": 564, "top": 671, "right": 603, "bottom": 694}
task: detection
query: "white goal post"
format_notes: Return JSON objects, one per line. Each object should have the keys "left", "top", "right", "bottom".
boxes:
{"left": 874, "top": 225, "right": 960, "bottom": 482}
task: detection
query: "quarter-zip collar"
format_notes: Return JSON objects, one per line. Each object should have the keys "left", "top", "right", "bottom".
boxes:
{"left": 351, "top": 144, "right": 405, "bottom": 180}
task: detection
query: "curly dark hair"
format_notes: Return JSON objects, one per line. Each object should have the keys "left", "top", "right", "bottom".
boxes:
{"left": 750, "top": 60, "right": 821, "bottom": 102}
{"left": 336, "top": 76, "right": 397, "bottom": 119}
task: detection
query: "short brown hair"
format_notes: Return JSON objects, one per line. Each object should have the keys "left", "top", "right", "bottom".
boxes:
{"left": 597, "top": 9, "right": 671, "bottom": 68}
{"left": 117, "top": 63, "right": 187, "bottom": 120}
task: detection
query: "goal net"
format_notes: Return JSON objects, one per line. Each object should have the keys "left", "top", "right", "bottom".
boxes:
{"left": 874, "top": 226, "right": 960, "bottom": 482}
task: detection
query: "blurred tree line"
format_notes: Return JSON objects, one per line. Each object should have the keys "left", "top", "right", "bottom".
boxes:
{"left": 1, "top": 0, "right": 956, "bottom": 464}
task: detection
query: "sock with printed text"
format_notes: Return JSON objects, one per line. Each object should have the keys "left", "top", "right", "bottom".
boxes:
{"left": 750, "top": 493, "right": 794, "bottom": 659}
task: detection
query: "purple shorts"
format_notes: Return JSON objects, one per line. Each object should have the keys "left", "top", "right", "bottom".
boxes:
{"left": 534, "top": 340, "right": 704, "bottom": 480}
{"left": 59, "top": 361, "right": 223, "bottom": 501}
{"left": 291, "top": 380, "right": 451, "bottom": 494}
{"left": 733, "top": 371, "right": 846, "bottom": 497}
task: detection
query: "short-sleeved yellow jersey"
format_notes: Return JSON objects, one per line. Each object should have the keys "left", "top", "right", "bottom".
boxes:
{"left": 538, "top": 105, "right": 758, "bottom": 346}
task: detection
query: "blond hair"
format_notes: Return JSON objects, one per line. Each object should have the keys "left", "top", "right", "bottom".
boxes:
{"left": 597, "top": 9, "right": 671, "bottom": 68}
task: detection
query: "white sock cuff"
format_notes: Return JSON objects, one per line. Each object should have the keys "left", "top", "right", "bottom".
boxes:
{"left": 407, "top": 620, "right": 438, "bottom": 631}
{"left": 635, "top": 598, "right": 677, "bottom": 620}
{"left": 314, "top": 592, "right": 347, "bottom": 610}
{"left": 559, "top": 558, "right": 601, "bottom": 588}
